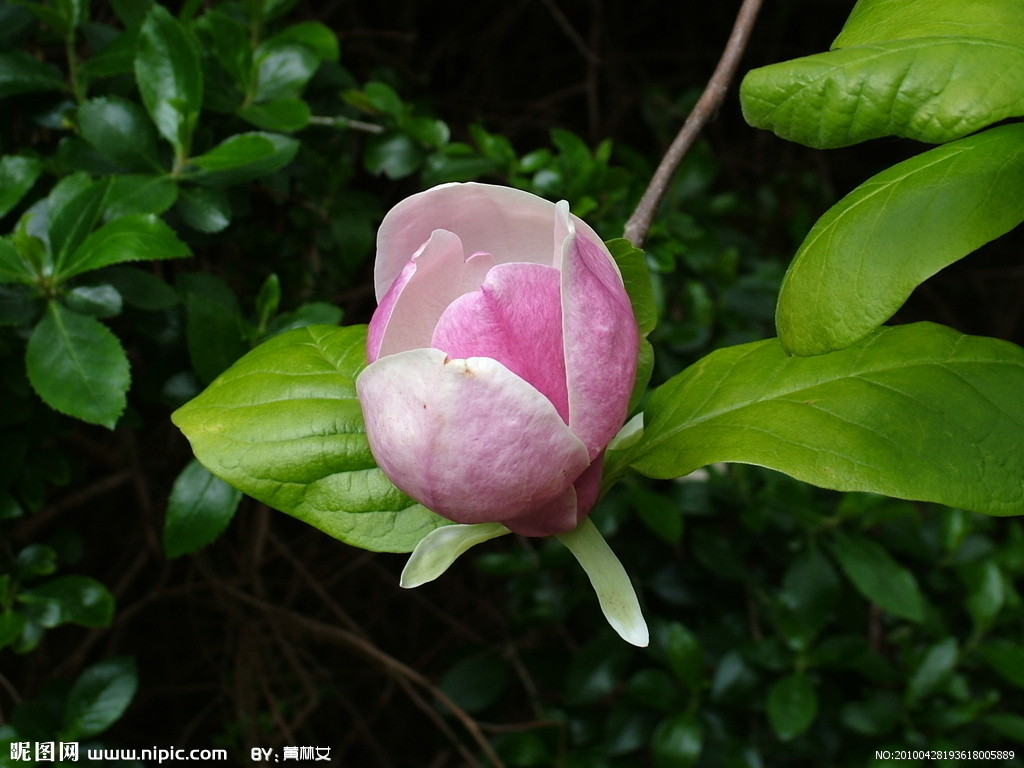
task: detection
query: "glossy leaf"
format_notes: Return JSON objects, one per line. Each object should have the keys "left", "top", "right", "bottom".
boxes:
{"left": 833, "top": 0, "right": 1024, "bottom": 48}
{"left": 49, "top": 179, "right": 110, "bottom": 276}
{"left": 767, "top": 673, "right": 818, "bottom": 741}
{"left": 63, "top": 657, "right": 138, "bottom": 739}
{"left": 270, "top": 21, "right": 340, "bottom": 62}
{"left": 175, "top": 185, "right": 231, "bottom": 233}
{"left": 26, "top": 302, "right": 130, "bottom": 428}
{"left": 652, "top": 711, "right": 703, "bottom": 768}
{"left": 741, "top": 38, "right": 1024, "bottom": 148}
{"left": 0, "top": 155, "right": 44, "bottom": 219}
{"left": 164, "top": 459, "right": 242, "bottom": 558}
{"left": 0, "top": 238, "right": 32, "bottom": 285}
{"left": 625, "top": 323, "right": 1024, "bottom": 517}
{"left": 776, "top": 124, "right": 1024, "bottom": 354}
{"left": 76, "top": 96, "right": 162, "bottom": 173}
{"left": 0, "top": 50, "right": 66, "bottom": 97}
{"left": 135, "top": 4, "right": 203, "bottom": 154}
{"left": 252, "top": 39, "right": 319, "bottom": 102}
{"left": 905, "top": 637, "right": 958, "bottom": 705}
{"left": 105, "top": 174, "right": 178, "bottom": 219}
{"left": 178, "top": 272, "right": 247, "bottom": 382}
{"left": 237, "top": 98, "right": 311, "bottom": 132}
{"left": 57, "top": 214, "right": 190, "bottom": 282}
{"left": 172, "top": 325, "right": 450, "bottom": 553}
{"left": 830, "top": 531, "right": 926, "bottom": 621}
{"left": 18, "top": 575, "right": 115, "bottom": 628}
{"left": 187, "top": 132, "right": 299, "bottom": 185}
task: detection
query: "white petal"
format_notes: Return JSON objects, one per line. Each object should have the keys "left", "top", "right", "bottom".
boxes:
{"left": 400, "top": 522, "right": 511, "bottom": 588}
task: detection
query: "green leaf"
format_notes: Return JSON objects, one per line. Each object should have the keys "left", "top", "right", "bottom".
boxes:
{"left": 236, "top": 98, "right": 310, "bottom": 132}
{"left": 18, "top": 575, "right": 115, "bottom": 628}
{"left": 187, "top": 132, "right": 299, "bottom": 185}
{"left": 57, "top": 214, "right": 190, "bottom": 282}
{"left": 767, "top": 673, "right": 818, "bottom": 741}
{"left": 164, "top": 459, "right": 241, "bottom": 558}
{"left": 270, "top": 21, "right": 339, "bottom": 62}
{"left": 363, "top": 130, "right": 425, "bottom": 179}
{"left": 135, "top": 4, "right": 203, "bottom": 154}
{"left": 100, "top": 265, "right": 178, "bottom": 311}
{"left": 172, "top": 325, "right": 449, "bottom": 553}
{"left": 178, "top": 272, "right": 247, "bottom": 382}
{"left": 49, "top": 178, "right": 110, "bottom": 276}
{"left": 0, "top": 49, "right": 66, "bottom": 97}
{"left": 62, "top": 657, "right": 137, "bottom": 740}
{"left": 741, "top": 39, "right": 1024, "bottom": 148}
{"left": 0, "top": 238, "right": 33, "bottom": 285}
{"left": 252, "top": 39, "right": 319, "bottom": 102}
{"left": 962, "top": 560, "right": 1005, "bottom": 632}
{"left": 905, "top": 637, "right": 958, "bottom": 705}
{"left": 664, "top": 623, "right": 704, "bottom": 691}
{"left": 606, "top": 238, "right": 656, "bottom": 336}
{"left": 0, "top": 155, "right": 44, "bottom": 219}
{"left": 834, "top": 0, "right": 1024, "bottom": 48}
{"left": 830, "top": 531, "right": 926, "bottom": 621}
{"left": 26, "top": 302, "right": 130, "bottom": 428}
{"left": 777, "top": 124, "right": 1024, "bottom": 355}
{"left": 978, "top": 640, "right": 1024, "bottom": 689}
{"left": 76, "top": 96, "right": 162, "bottom": 173}
{"left": 105, "top": 174, "right": 178, "bottom": 219}
{"left": 175, "top": 185, "right": 231, "bottom": 233}
{"left": 0, "top": 284, "right": 38, "bottom": 323}
{"left": 64, "top": 284, "right": 122, "bottom": 318}
{"left": 439, "top": 652, "right": 510, "bottom": 714}
{"left": 626, "top": 323, "right": 1024, "bottom": 517}
{"left": 652, "top": 712, "right": 703, "bottom": 768}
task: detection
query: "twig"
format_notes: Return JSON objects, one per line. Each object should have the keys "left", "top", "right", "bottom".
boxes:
{"left": 623, "top": 0, "right": 765, "bottom": 247}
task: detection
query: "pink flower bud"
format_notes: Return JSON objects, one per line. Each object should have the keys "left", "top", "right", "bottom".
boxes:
{"left": 356, "top": 183, "right": 639, "bottom": 536}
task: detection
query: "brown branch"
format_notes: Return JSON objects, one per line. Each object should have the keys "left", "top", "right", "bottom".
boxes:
{"left": 623, "top": 0, "right": 765, "bottom": 247}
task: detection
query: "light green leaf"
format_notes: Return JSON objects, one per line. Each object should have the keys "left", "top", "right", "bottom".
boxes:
{"left": 63, "top": 657, "right": 138, "bottom": 740}
{"left": 740, "top": 38, "right": 1024, "bottom": 149}
{"left": 625, "top": 323, "right": 1024, "bottom": 516}
{"left": 830, "top": 531, "right": 926, "bottom": 621}
{"left": 172, "top": 324, "right": 450, "bottom": 553}
{"left": 77, "top": 96, "right": 162, "bottom": 172}
{"left": 135, "top": 4, "right": 203, "bottom": 154}
{"left": 834, "top": 0, "right": 1024, "bottom": 48}
{"left": 164, "top": 459, "right": 241, "bottom": 558}
{"left": 26, "top": 302, "right": 130, "bottom": 428}
{"left": 187, "top": 132, "right": 299, "bottom": 185}
{"left": 767, "top": 673, "right": 818, "bottom": 741}
{"left": 18, "top": 575, "right": 115, "bottom": 628}
{"left": 57, "top": 214, "right": 190, "bottom": 282}
{"left": 0, "top": 49, "right": 66, "bottom": 97}
{"left": 776, "top": 124, "right": 1024, "bottom": 354}
{"left": 0, "top": 155, "right": 44, "bottom": 219}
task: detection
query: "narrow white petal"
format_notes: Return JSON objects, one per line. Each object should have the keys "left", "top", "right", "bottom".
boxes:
{"left": 556, "top": 518, "right": 649, "bottom": 647}
{"left": 400, "top": 522, "right": 511, "bottom": 588}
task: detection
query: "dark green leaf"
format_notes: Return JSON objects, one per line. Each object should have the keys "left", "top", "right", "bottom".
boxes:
{"left": 363, "top": 130, "right": 424, "bottom": 179}
{"left": 172, "top": 325, "right": 449, "bottom": 553}
{"left": 270, "top": 21, "right": 339, "bottom": 62}
{"left": 15, "top": 544, "right": 57, "bottom": 579}
{"left": 777, "top": 124, "right": 1024, "bottom": 355}
{"left": 18, "top": 575, "right": 115, "bottom": 628}
{"left": 978, "top": 640, "right": 1024, "bottom": 689}
{"left": 652, "top": 712, "right": 703, "bottom": 768}
{"left": 0, "top": 238, "right": 33, "bottom": 285}
{"left": 178, "top": 272, "right": 247, "bottom": 382}
{"left": 175, "top": 185, "right": 231, "bottom": 233}
{"left": 187, "top": 132, "right": 299, "bottom": 185}
{"left": 0, "top": 610, "right": 27, "bottom": 649}
{"left": 985, "top": 712, "right": 1024, "bottom": 743}
{"left": 49, "top": 178, "right": 110, "bottom": 277}
{"left": 255, "top": 273, "right": 280, "bottom": 330}
{"left": 25, "top": 302, "right": 130, "bottom": 428}
{"left": 58, "top": 213, "right": 189, "bottom": 282}
{"left": 64, "top": 284, "right": 122, "bottom": 318}
{"left": 252, "top": 39, "right": 319, "bottom": 102}
{"left": 76, "top": 96, "right": 162, "bottom": 172}
{"left": 135, "top": 4, "right": 203, "bottom": 154}
{"left": 237, "top": 98, "right": 310, "bottom": 132}
{"left": 265, "top": 302, "right": 343, "bottom": 337}
{"left": 664, "top": 622, "right": 704, "bottom": 691}
{"left": 0, "top": 155, "right": 44, "bottom": 219}
{"left": 830, "top": 531, "right": 926, "bottom": 621}
{"left": 99, "top": 265, "right": 178, "bottom": 311}
{"left": 163, "top": 459, "right": 241, "bottom": 558}
{"left": 0, "top": 284, "right": 39, "bottom": 323}
{"left": 606, "top": 238, "right": 656, "bottom": 336}
{"left": 905, "top": 637, "right": 958, "bottom": 705}
{"left": 63, "top": 656, "right": 138, "bottom": 739}
{"left": 962, "top": 560, "right": 1005, "bottom": 632}
{"left": 105, "top": 174, "right": 178, "bottom": 219}
{"left": 110, "top": 0, "right": 154, "bottom": 29}
{"left": 0, "top": 49, "right": 66, "bottom": 97}
{"left": 626, "top": 323, "right": 1024, "bottom": 518}
{"left": 0, "top": 4, "right": 34, "bottom": 48}
{"left": 766, "top": 673, "right": 818, "bottom": 741}
{"left": 741, "top": 39, "right": 1024, "bottom": 148}
{"left": 439, "top": 652, "right": 510, "bottom": 714}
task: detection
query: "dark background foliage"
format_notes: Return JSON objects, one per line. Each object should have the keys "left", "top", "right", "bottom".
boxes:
{"left": 2, "top": 1, "right": 1023, "bottom": 766}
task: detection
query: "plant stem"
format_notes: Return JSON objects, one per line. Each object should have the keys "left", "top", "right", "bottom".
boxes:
{"left": 65, "top": 31, "right": 85, "bottom": 104}
{"left": 623, "top": 0, "right": 764, "bottom": 248}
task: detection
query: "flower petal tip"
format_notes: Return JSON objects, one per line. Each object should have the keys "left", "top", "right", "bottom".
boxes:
{"left": 400, "top": 522, "right": 511, "bottom": 589}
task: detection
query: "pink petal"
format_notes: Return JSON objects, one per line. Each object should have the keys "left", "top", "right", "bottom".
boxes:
{"left": 367, "top": 229, "right": 496, "bottom": 362}
{"left": 374, "top": 183, "right": 605, "bottom": 300}
{"left": 356, "top": 349, "right": 590, "bottom": 527}
{"left": 431, "top": 262, "right": 569, "bottom": 422}
{"left": 557, "top": 202, "right": 639, "bottom": 459}
{"left": 506, "top": 455, "right": 604, "bottom": 537}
